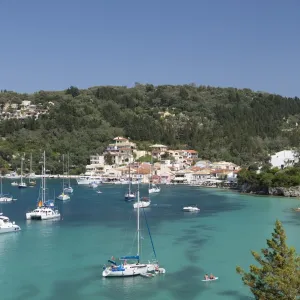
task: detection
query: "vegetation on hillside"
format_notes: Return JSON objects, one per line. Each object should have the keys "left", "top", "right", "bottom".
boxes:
{"left": 238, "top": 166, "right": 300, "bottom": 189}
{"left": 236, "top": 220, "right": 300, "bottom": 299}
{"left": 1, "top": 84, "right": 300, "bottom": 174}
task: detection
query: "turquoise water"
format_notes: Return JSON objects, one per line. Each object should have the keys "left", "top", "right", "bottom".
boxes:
{"left": 0, "top": 180, "right": 300, "bottom": 300}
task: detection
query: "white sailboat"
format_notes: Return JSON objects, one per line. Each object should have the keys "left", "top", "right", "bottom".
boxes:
{"left": 148, "top": 158, "right": 160, "bottom": 194}
{"left": 124, "top": 164, "right": 136, "bottom": 201}
{"left": 64, "top": 153, "right": 73, "bottom": 194}
{"left": 18, "top": 156, "right": 27, "bottom": 189}
{"left": 57, "top": 154, "right": 70, "bottom": 201}
{"left": 0, "top": 177, "right": 16, "bottom": 202}
{"left": 102, "top": 184, "right": 165, "bottom": 277}
{"left": 28, "top": 153, "right": 36, "bottom": 187}
{"left": 26, "top": 151, "right": 61, "bottom": 220}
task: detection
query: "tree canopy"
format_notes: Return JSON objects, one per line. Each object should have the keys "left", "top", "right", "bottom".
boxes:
{"left": 0, "top": 84, "right": 300, "bottom": 174}
{"left": 236, "top": 220, "right": 300, "bottom": 300}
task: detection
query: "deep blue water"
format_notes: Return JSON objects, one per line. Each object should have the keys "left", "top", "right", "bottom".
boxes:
{"left": 0, "top": 180, "right": 300, "bottom": 300}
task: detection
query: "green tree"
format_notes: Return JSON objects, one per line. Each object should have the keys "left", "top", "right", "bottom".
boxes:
{"left": 104, "top": 152, "right": 113, "bottom": 165}
{"left": 66, "top": 86, "right": 80, "bottom": 98}
{"left": 236, "top": 220, "right": 300, "bottom": 300}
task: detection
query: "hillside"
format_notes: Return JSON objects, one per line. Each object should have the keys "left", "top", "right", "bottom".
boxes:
{"left": 0, "top": 84, "right": 300, "bottom": 174}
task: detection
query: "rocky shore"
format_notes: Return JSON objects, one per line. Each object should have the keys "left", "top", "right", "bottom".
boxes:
{"left": 239, "top": 183, "right": 300, "bottom": 197}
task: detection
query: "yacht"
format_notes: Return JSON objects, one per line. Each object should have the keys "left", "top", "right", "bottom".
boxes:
{"left": 63, "top": 153, "right": 73, "bottom": 194}
{"left": 125, "top": 164, "right": 136, "bottom": 201}
{"left": 76, "top": 175, "right": 102, "bottom": 185}
{"left": 0, "top": 213, "right": 21, "bottom": 233}
{"left": 133, "top": 197, "right": 151, "bottom": 209}
{"left": 0, "top": 177, "right": 16, "bottom": 202}
{"left": 183, "top": 205, "right": 200, "bottom": 212}
{"left": 57, "top": 155, "right": 71, "bottom": 201}
{"left": 102, "top": 183, "right": 165, "bottom": 277}
{"left": 26, "top": 151, "right": 61, "bottom": 221}
{"left": 18, "top": 157, "right": 27, "bottom": 189}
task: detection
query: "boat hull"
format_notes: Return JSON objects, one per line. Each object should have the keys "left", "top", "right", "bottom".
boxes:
{"left": 133, "top": 201, "right": 151, "bottom": 208}
{"left": 0, "top": 225, "right": 21, "bottom": 233}
{"left": 57, "top": 194, "right": 70, "bottom": 201}
{"left": 125, "top": 194, "right": 136, "bottom": 201}
{"left": 102, "top": 264, "right": 156, "bottom": 277}
{"left": 26, "top": 212, "right": 61, "bottom": 220}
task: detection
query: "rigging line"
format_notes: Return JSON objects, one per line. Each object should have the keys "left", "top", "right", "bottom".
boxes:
{"left": 142, "top": 207, "right": 157, "bottom": 260}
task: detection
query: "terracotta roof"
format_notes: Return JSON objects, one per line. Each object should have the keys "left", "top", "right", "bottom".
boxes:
{"left": 185, "top": 150, "right": 198, "bottom": 153}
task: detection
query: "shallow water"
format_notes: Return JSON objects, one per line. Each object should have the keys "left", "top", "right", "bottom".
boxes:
{"left": 0, "top": 181, "right": 299, "bottom": 300}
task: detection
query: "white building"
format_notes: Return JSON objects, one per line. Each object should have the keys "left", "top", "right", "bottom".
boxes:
{"left": 90, "top": 155, "right": 104, "bottom": 165}
{"left": 270, "top": 150, "right": 298, "bottom": 169}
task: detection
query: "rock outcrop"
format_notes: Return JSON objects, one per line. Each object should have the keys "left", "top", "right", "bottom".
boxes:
{"left": 269, "top": 186, "right": 300, "bottom": 197}
{"left": 239, "top": 184, "right": 300, "bottom": 197}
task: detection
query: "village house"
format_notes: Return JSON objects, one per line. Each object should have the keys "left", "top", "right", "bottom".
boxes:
{"left": 172, "top": 170, "right": 193, "bottom": 184}
{"left": 270, "top": 150, "right": 298, "bottom": 169}
{"left": 104, "top": 136, "right": 136, "bottom": 166}
{"left": 150, "top": 144, "right": 168, "bottom": 160}
{"left": 211, "top": 161, "right": 239, "bottom": 171}
{"left": 190, "top": 169, "right": 211, "bottom": 185}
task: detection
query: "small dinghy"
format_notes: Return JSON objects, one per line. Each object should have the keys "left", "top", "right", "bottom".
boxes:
{"left": 140, "top": 272, "right": 156, "bottom": 278}
{"left": 96, "top": 190, "right": 102, "bottom": 194}
{"left": 202, "top": 277, "right": 218, "bottom": 282}
{"left": 155, "top": 267, "right": 166, "bottom": 274}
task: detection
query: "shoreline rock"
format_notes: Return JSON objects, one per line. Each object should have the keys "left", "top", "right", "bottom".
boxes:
{"left": 239, "top": 183, "right": 300, "bottom": 197}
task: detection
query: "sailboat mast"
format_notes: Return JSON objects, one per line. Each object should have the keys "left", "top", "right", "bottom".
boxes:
{"left": 137, "top": 177, "right": 140, "bottom": 261}
{"left": 30, "top": 153, "right": 32, "bottom": 174}
{"left": 68, "top": 153, "right": 70, "bottom": 187}
{"left": 43, "top": 151, "right": 46, "bottom": 204}
{"left": 20, "top": 157, "right": 23, "bottom": 184}
{"left": 128, "top": 164, "right": 131, "bottom": 193}
{"left": 62, "top": 154, "right": 65, "bottom": 189}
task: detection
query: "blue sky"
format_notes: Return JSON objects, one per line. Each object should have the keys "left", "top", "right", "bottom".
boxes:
{"left": 1, "top": 0, "right": 300, "bottom": 96}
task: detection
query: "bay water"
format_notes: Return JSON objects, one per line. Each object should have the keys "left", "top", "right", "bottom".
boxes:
{"left": 0, "top": 180, "right": 299, "bottom": 300}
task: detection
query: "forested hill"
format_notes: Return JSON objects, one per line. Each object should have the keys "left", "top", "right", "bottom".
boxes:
{"left": 0, "top": 84, "right": 300, "bottom": 174}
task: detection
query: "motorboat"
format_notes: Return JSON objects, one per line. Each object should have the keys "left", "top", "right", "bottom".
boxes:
{"left": 18, "top": 182, "right": 27, "bottom": 189}
{"left": 11, "top": 182, "right": 18, "bottom": 186}
{"left": 183, "top": 205, "right": 200, "bottom": 212}
{"left": 89, "top": 182, "right": 98, "bottom": 189}
{"left": 133, "top": 197, "right": 151, "bottom": 209}
{"left": 26, "top": 151, "right": 61, "bottom": 221}
{"left": 0, "top": 213, "right": 21, "bottom": 233}
{"left": 76, "top": 176, "right": 102, "bottom": 185}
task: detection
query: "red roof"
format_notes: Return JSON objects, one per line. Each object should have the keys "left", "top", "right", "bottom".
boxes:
{"left": 185, "top": 150, "right": 198, "bottom": 153}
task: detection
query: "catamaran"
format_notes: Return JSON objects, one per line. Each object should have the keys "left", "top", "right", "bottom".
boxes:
{"left": 26, "top": 151, "right": 61, "bottom": 220}
{"left": 124, "top": 164, "right": 136, "bottom": 201}
{"left": 102, "top": 185, "right": 165, "bottom": 277}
